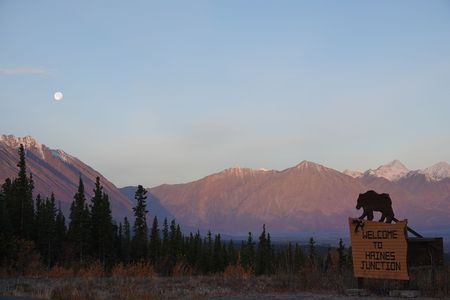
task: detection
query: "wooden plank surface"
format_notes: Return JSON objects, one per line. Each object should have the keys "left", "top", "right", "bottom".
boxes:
{"left": 349, "top": 218, "right": 409, "bottom": 280}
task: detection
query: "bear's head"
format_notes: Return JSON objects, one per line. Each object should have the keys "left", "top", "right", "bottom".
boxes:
{"left": 356, "top": 193, "right": 364, "bottom": 210}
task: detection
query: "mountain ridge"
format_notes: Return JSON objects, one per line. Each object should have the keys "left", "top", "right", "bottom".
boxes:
{"left": 0, "top": 134, "right": 133, "bottom": 220}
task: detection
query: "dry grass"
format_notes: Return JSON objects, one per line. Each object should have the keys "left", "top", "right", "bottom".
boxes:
{"left": 223, "top": 265, "right": 252, "bottom": 280}
{"left": 0, "top": 264, "right": 448, "bottom": 299}
{"left": 76, "top": 262, "right": 104, "bottom": 278}
{"left": 48, "top": 266, "right": 75, "bottom": 278}
{"left": 172, "top": 261, "right": 193, "bottom": 277}
{"left": 111, "top": 262, "right": 156, "bottom": 278}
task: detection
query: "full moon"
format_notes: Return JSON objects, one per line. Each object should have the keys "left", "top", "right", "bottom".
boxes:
{"left": 54, "top": 91, "right": 63, "bottom": 101}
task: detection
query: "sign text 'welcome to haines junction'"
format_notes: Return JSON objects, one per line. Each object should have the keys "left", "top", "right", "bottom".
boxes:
{"left": 349, "top": 218, "right": 409, "bottom": 280}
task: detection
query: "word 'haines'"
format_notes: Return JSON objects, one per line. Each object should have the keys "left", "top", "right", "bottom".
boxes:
{"left": 349, "top": 218, "right": 409, "bottom": 280}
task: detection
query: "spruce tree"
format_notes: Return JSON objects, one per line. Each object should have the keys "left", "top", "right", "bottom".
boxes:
{"left": 294, "top": 243, "right": 305, "bottom": 272}
{"left": 212, "top": 234, "right": 224, "bottom": 272}
{"left": 204, "top": 230, "right": 213, "bottom": 273}
{"left": 122, "top": 217, "right": 131, "bottom": 262}
{"left": 90, "top": 177, "right": 114, "bottom": 266}
{"left": 167, "top": 219, "right": 180, "bottom": 267}
{"left": 68, "top": 177, "right": 91, "bottom": 262}
{"left": 308, "top": 237, "right": 317, "bottom": 267}
{"left": 337, "top": 238, "right": 346, "bottom": 271}
{"left": 54, "top": 202, "right": 66, "bottom": 263}
{"left": 0, "top": 179, "right": 14, "bottom": 262}
{"left": 11, "top": 144, "right": 34, "bottom": 239}
{"left": 35, "top": 193, "right": 57, "bottom": 267}
{"left": 193, "top": 230, "right": 202, "bottom": 270}
{"left": 0, "top": 179, "right": 13, "bottom": 238}
{"left": 149, "top": 216, "right": 160, "bottom": 263}
{"left": 227, "top": 240, "right": 238, "bottom": 266}
{"left": 286, "top": 242, "right": 293, "bottom": 273}
{"left": 161, "top": 218, "right": 169, "bottom": 259}
{"left": 240, "top": 232, "right": 255, "bottom": 271}
{"left": 256, "top": 224, "right": 268, "bottom": 275}
{"left": 131, "top": 185, "right": 148, "bottom": 261}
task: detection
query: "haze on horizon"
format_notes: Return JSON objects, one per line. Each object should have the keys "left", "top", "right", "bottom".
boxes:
{"left": 1, "top": 0, "right": 450, "bottom": 187}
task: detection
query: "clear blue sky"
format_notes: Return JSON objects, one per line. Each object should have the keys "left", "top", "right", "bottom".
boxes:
{"left": 1, "top": 0, "right": 450, "bottom": 187}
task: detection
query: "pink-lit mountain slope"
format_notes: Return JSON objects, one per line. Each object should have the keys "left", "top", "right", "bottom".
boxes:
{"left": 145, "top": 161, "right": 450, "bottom": 236}
{"left": 0, "top": 135, "right": 133, "bottom": 220}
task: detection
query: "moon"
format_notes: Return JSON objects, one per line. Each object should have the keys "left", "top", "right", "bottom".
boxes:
{"left": 53, "top": 91, "right": 63, "bottom": 101}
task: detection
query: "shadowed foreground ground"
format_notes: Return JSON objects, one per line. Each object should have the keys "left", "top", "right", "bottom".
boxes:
{"left": 0, "top": 276, "right": 443, "bottom": 300}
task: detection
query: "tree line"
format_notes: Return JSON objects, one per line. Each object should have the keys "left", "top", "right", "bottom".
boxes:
{"left": 0, "top": 145, "right": 349, "bottom": 276}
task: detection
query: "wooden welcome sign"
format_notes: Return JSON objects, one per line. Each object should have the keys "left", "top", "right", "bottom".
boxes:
{"left": 349, "top": 218, "right": 409, "bottom": 280}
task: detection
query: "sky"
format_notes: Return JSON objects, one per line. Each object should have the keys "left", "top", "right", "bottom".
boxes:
{"left": 1, "top": 0, "right": 450, "bottom": 187}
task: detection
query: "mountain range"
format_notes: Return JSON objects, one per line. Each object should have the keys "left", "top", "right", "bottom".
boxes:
{"left": 146, "top": 160, "right": 450, "bottom": 237}
{"left": 1, "top": 134, "right": 450, "bottom": 242}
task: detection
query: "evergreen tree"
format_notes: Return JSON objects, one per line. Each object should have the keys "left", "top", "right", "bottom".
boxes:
{"left": 0, "top": 180, "right": 14, "bottom": 262}
{"left": 90, "top": 177, "right": 114, "bottom": 266}
{"left": 294, "top": 243, "right": 305, "bottom": 272}
{"left": 193, "top": 230, "right": 202, "bottom": 270}
{"left": 34, "top": 194, "right": 43, "bottom": 241}
{"left": 186, "top": 232, "right": 196, "bottom": 266}
{"left": 168, "top": 219, "right": 183, "bottom": 267}
{"left": 10, "top": 145, "right": 34, "bottom": 239}
{"left": 255, "top": 224, "right": 269, "bottom": 275}
{"left": 0, "top": 179, "right": 13, "bottom": 239}
{"left": 227, "top": 240, "right": 238, "bottom": 266}
{"left": 308, "top": 237, "right": 317, "bottom": 267}
{"left": 131, "top": 185, "right": 148, "bottom": 261}
{"left": 116, "top": 222, "right": 123, "bottom": 260}
{"left": 161, "top": 218, "right": 169, "bottom": 259}
{"left": 111, "top": 222, "right": 121, "bottom": 264}
{"left": 240, "top": 232, "right": 255, "bottom": 271}
{"left": 212, "top": 234, "right": 224, "bottom": 272}
{"left": 337, "top": 238, "right": 346, "bottom": 271}
{"left": 203, "top": 230, "right": 213, "bottom": 273}
{"left": 175, "top": 223, "right": 183, "bottom": 260}
{"left": 122, "top": 217, "right": 131, "bottom": 262}
{"left": 54, "top": 202, "right": 66, "bottom": 263}
{"left": 149, "top": 216, "right": 160, "bottom": 263}
{"left": 285, "top": 242, "right": 294, "bottom": 273}
{"left": 35, "top": 193, "right": 58, "bottom": 267}
{"left": 68, "top": 177, "right": 91, "bottom": 262}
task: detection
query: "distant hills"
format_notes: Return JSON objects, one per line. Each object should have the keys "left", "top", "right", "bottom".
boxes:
{"left": 1, "top": 134, "right": 450, "bottom": 241}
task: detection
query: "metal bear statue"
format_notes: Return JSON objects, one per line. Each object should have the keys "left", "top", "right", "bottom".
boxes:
{"left": 356, "top": 190, "right": 395, "bottom": 223}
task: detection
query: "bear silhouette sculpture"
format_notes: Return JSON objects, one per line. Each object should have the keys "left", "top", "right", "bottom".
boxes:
{"left": 356, "top": 190, "right": 395, "bottom": 223}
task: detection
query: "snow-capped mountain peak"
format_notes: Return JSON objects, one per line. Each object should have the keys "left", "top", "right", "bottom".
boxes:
{"left": 0, "top": 134, "right": 45, "bottom": 159}
{"left": 419, "top": 162, "right": 450, "bottom": 181}
{"left": 343, "top": 169, "right": 363, "bottom": 178}
{"left": 365, "top": 160, "right": 410, "bottom": 181}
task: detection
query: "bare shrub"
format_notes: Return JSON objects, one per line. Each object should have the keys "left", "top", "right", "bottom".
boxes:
{"left": 172, "top": 260, "right": 193, "bottom": 277}
{"left": 77, "top": 261, "right": 104, "bottom": 278}
{"left": 111, "top": 262, "right": 156, "bottom": 278}
{"left": 223, "top": 265, "right": 252, "bottom": 280}
{"left": 48, "top": 265, "right": 75, "bottom": 278}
